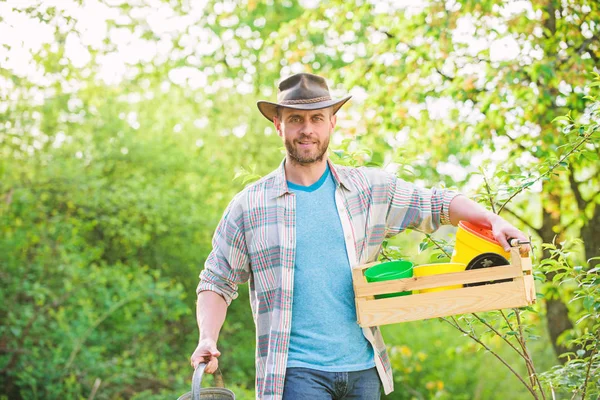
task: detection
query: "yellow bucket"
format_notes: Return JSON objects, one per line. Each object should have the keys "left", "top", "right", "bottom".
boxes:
{"left": 413, "top": 262, "right": 467, "bottom": 293}
{"left": 451, "top": 221, "right": 510, "bottom": 266}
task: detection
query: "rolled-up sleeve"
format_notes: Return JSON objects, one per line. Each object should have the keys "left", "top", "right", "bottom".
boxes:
{"left": 385, "top": 172, "right": 460, "bottom": 237}
{"left": 197, "top": 197, "right": 250, "bottom": 306}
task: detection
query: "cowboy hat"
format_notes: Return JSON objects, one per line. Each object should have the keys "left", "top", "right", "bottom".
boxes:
{"left": 257, "top": 73, "right": 351, "bottom": 122}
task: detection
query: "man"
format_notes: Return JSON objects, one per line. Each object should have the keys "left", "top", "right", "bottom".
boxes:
{"left": 190, "top": 73, "right": 529, "bottom": 399}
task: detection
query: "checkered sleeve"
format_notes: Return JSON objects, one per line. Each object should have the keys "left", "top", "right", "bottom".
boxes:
{"left": 197, "top": 196, "right": 250, "bottom": 306}
{"left": 385, "top": 173, "right": 460, "bottom": 237}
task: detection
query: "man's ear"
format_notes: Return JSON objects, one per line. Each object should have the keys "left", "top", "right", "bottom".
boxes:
{"left": 330, "top": 114, "right": 337, "bottom": 130}
{"left": 273, "top": 117, "right": 283, "bottom": 137}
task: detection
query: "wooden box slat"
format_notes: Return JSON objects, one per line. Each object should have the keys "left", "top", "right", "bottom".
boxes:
{"left": 354, "top": 264, "right": 520, "bottom": 297}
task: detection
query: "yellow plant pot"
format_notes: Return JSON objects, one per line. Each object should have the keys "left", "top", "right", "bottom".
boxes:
{"left": 451, "top": 221, "right": 510, "bottom": 266}
{"left": 413, "top": 262, "right": 467, "bottom": 293}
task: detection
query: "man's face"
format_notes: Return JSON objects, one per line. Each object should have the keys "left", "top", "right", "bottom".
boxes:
{"left": 274, "top": 107, "right": 337, "bottom": 165}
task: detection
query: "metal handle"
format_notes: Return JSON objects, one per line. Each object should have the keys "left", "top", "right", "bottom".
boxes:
{"left": 509, "top": 238, "right": 531, "bottom": 247}
{"left": 508, "top": 237, "right": 532, "bottom": 259}
{"left": 192, "top": 363, "right": 226, "bottom": 400}
{"left": 191, "top": 363, "right": 205, "bottom": 400}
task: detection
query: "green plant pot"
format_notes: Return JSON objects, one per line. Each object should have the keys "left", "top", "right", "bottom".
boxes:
{"left": 364, "top": 260, "right": 414, "bottom": 298}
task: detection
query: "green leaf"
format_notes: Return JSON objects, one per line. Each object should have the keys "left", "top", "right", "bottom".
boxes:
{"left": 583, "top": 296, "right": 594, "bottom": 311}
{"left": 419, "top": 240, "right": 432, "bottom": 253}
{"left": 552, "top": 116, "right": 571, "bottom": 123}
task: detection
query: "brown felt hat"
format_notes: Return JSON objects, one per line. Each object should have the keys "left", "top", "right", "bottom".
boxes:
{"left": 257, "top": 73, "right": 351, "bottom": 122}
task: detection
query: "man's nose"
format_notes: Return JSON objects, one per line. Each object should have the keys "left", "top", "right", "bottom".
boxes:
{"left": 299, "top": 120, "right": 316, "bottom": 134}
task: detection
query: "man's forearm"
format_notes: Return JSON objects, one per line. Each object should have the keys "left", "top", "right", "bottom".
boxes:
{"left": 197, "top": 290, "right": 228, "bottom": 342}
{"left": 448, "top": 194, "right": 502, "bottom": 227}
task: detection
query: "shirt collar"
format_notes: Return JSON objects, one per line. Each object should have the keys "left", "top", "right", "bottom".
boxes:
{"left": 272, "top": 158, "right": 354, "bottom": 198}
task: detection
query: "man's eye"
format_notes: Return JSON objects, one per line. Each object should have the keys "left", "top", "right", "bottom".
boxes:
{"left": 291, "top": 117, "right": 301, "bottom": 123}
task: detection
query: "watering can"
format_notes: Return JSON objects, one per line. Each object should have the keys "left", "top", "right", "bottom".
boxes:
{"left": 177, "top": 363, "right": 235, "bottom": 400}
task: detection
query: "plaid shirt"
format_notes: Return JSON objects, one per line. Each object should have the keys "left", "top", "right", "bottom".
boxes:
{"left": 197, "top": 159, "right": 458, "bottom": 400}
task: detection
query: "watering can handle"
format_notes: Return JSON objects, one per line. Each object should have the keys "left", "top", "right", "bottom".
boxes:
{"left": 191, "top": 363, "right": 226, "bottom": 400}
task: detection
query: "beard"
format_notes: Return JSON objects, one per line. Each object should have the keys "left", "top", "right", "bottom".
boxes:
{"left": 285, "top": 134, "right": 329, "bottom": 165}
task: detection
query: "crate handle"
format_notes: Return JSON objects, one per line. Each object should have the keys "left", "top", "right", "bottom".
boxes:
{"left": 509, "top": 238, "right": 531, "bottom": 246}
{"left": 509, "top": 238, "right": 532, "bottom": 260}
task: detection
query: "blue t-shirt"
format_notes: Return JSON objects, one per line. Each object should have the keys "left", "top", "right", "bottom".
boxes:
{"left": 286, "top": 164, "right": 375, "bottom": 371}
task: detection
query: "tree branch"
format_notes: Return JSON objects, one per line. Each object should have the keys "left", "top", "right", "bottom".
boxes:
{"left": 576, "top": 34, "right": 599, "bottom": 57}
{"left": 500, "top": 310, "right": 515, "bottom": 332}
{"left": 435, "top": 66, "right": 454, "bottom": 82}
{"left": 502, "top": 206, "right": 543, "bottom": 237}
{"left": 498, "top": 132, "right": 593, "bottom": 215}
{"left": 481, "top": 171, "right": 497, "bottom": 214}
{"left": 567, "top": 164, "right": 587, "bottom": 212}
{"left": 515, "top": 309, "right": 546, "bottom": 399}
{"left": 471, "top": 313, "right": 526, "bottom": 358}
{"left": 474, "top": 310, "right": 544, "bottom": 396}
{"left": 543, "top": 0, "right": 556, "bottom": 38}
{"left": 425, "top": 233, "right": 451, "bottom": 258}
{"left": 581, "top": 338, "right": 598, "bottom": 399}
{"left": 442, "top": 317, "right": 539, "bottom": 399}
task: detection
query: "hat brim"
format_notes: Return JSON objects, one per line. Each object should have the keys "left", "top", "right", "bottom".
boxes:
{"left": 257, "top": 96, "right": 352, "bottom": 122}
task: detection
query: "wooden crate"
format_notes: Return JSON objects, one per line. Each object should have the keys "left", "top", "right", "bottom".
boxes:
{"left": 353, "top": 248, "right": 536, "bottom": 327}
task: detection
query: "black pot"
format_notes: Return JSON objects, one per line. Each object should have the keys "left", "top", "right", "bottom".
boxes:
{"left": 465, "top": 252, "right": 511, "bottom": 287}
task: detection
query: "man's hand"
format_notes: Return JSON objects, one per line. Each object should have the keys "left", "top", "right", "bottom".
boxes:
{"left": 489, "top": 217, "right": 531, "bottom": 254}
{"left": 190, "top": 338, "right": 221, "bottom": 374}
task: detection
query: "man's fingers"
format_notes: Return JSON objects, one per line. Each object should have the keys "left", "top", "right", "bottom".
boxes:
{"left": 205, "top": 357, "right": 219, "bottom": 374}
{"left": 499, "top": 231, "right": 531, "bottom": 254}
{"left": 190, "top": 354, "right": 205, "bottom": 369}
{"left": 495, "top": 233, "right": 510, "bottom": 252}
{"left": 505, "top": 231, "right": 532, "bottom": 254}
{"left": 190, "top": 346, "right": 220, "bottom": 372}
{"left": 192, "top": 357, "right": 214, "bottom": 374}
{"left": 488, "top": 219, "right": 531, "bottom": 255}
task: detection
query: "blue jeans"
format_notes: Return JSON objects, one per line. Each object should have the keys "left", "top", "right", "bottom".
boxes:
{"left": 282, "top": 367, "right": 381, "bottom": 399}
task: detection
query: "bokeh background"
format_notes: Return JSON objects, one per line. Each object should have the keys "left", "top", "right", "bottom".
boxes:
{"left": 1, "top": 0, "right": 599, "bottom": 399}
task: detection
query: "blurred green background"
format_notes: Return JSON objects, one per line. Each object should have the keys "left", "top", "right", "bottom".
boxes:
{"left": 1, "top": 0, "right": 599, "bottom": 399}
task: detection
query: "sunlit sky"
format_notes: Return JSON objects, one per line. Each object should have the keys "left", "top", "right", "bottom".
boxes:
{"left": 1, "top": 0, "right": 587, "bottom": 191}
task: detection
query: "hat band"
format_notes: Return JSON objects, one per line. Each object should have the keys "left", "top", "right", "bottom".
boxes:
{"left": 279, "top": 96, "right": 331, "bottom": 105}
